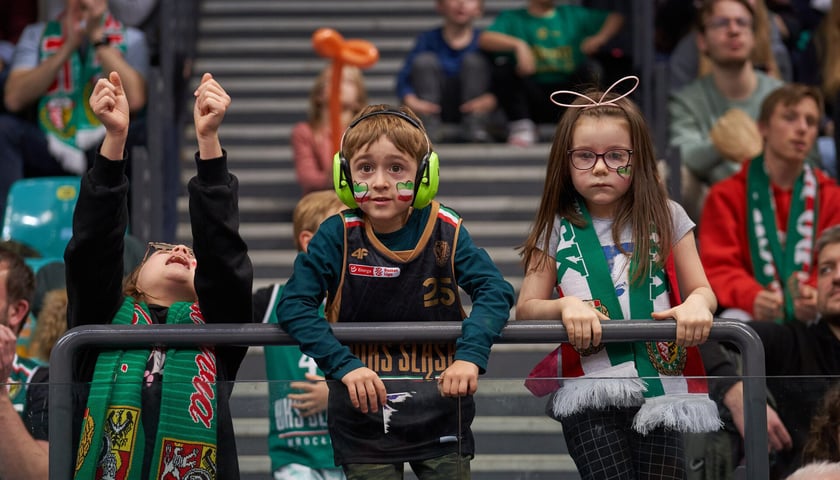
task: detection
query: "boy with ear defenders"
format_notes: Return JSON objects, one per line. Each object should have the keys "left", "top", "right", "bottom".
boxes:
{"left": 277, "top": 104, "right": 514, "bottom": 479}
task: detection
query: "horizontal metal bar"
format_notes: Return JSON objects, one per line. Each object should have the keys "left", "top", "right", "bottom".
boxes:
{"left": 49, "top": 320, "right": 767, "bottom": 479}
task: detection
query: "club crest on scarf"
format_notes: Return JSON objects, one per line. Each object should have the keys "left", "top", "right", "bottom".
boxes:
{"left": 645, "top": 341, "right": 687, "bottom": 375}
{"left": 155, "top": 439, "right": 217, "bottom": 480}
{"left": 91, "top": 406, "right": 140, "bottom": 480}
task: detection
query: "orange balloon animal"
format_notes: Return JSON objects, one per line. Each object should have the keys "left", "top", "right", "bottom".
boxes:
{"left": 312, "top": 28, "right": 379, "bottom": 152}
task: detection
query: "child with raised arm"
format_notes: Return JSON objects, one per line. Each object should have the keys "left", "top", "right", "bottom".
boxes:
{"left": 66, "top": 71, "right": 253, "bottom": 479}
{"left": 277, "top": 105, "right": 514, "bottom": 479}
{"left": 517, "top": 77, "right": 721, "bottom": 479}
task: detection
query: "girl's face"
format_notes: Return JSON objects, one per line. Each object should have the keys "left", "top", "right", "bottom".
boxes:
{"left": 136, "top": 244, "right": 198, "bottom": 304}
{"left": 569, "top": 116, "right": 633, "bottom": 218}
{"left": 349, "top": 135, "right": 418, "bottom": 234}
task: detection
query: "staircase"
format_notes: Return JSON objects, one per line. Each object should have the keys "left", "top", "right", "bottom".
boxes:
{"left": 179, "top": 0, "right": 579, "bottom": 478}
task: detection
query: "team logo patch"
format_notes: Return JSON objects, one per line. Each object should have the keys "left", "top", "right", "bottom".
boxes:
{"left": 434, "top": 240, "right": 450, "bottom": 267}
{"left": 574, "top": 299, "right": 608, "bottom": 356}
{"left": 646, "top": 341, "right": 687, "bottom": 375}
{"left": 156, "top": 438, "right": 217, "bottom": 480}
{"left": 96, "top": 406, "right": 141, "bottom": 480}
{"left": 349, "top": 264, "right": 401, "bottom": 278}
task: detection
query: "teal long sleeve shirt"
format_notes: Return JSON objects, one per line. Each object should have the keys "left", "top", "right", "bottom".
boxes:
{"left": 276, "top": 204, "right": 515, "bottom": 381}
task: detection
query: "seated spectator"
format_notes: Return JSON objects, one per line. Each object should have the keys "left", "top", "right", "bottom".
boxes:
{"left": 669, "top": 0, "right": 785, "bottom": 221}
{"left": 0, "top": 0, "right": 38, "bottom": 114}
{"left": 293, "top": 65, "right": 366, "bottom": 195}
{"left": 479, "top": 0, "right": 624, "bottom": 146}
{"left": 669, "top": 0, "right": 792, "bottom": 93}
{"left": 253, "top": 190, "right": 347, "bottom": 479}
{"left": 699, "top": 83, "right": 840, "bottom": 324}
{"left": 396, "top": 0, "right": 496, "bottom": 143}
{"left": 0, "top": 244, "right": 49, "bottom": 479}
{"left": 702, "top": 224, "right": 840, "bottom": 478}
{"left": 0, "top": 0, "right": 149, "bottom": 218}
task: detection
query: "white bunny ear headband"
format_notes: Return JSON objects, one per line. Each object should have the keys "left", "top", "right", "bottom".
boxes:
{"left": 549, "top": 75, "right": 640, "bottom": 109}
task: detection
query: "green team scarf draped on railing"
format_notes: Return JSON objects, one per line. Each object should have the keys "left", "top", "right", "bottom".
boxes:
{"left": 545, "top": 201, "right": 720, "bottom": 434}
{"left": 746, "top": 156, "right": 817, "bottom": 324}
{"left": 74, "top": 297, "right": 218, "bottom": 480}
{"left": 38, "top": 14, "right": 127, "bottom": 174}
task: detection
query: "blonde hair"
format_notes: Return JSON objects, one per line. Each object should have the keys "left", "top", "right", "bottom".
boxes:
{"left": 28, "top": 288, "right": 67, "bottom": 362}
{"left": 292, "top": 190, "right": 346, "bottom": 251}
{"left": 308, "top": 65, "right": 368, "bottom": 129}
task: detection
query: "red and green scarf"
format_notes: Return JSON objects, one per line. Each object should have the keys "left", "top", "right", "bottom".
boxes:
{"left": 526, "top": 201, "right": 720, "bottom": 434}
{"left": 74, "top": 297, "right": 218, "bottom": 480}
{"left": 38, "top": 13, "right": 127, "bottom": 174}
{"left": 746, "top": 156, "right": 817, "bottom": 323}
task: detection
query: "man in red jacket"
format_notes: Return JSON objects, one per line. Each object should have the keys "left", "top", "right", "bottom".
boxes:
{"left": 699, "top": 83, "right": 840, "bottom": 324}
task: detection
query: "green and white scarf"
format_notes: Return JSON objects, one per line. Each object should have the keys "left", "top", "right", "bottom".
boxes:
{"left": 38, "top": 13, "right": 127, "bottom": 174}
{"left": 550, "top": 201, "right": 720, "bottom": 434}
{"left": 74, "top": 297, "right": 218, "bottom": 480}
{"left": 747, "top": 156, "right": 817, "bottom": 323}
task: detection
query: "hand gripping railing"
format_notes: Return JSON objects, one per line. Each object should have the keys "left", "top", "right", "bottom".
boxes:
{"left": 49, "top": 319, "right": 767, "bottom": 479}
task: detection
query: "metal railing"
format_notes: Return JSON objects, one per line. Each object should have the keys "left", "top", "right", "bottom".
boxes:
{"left": 49, "top": 319, "right": 768, "bottom": 479}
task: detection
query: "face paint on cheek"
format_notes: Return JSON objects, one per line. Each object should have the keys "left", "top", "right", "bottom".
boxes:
{"left": 616, "top": 165, "right": 632, "bottom": 179}
{"left": 396, "top": 181, "right": 415, "bottom": 202}
{"left": 353, "top": 183, "right": 370, "bottom": 203}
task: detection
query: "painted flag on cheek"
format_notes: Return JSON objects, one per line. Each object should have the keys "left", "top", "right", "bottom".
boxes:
{"left": 397, "top": 181, "right": 414, "bottom": 202}
{"left": 353, "top": 183, "right": 370, "bottom": 203}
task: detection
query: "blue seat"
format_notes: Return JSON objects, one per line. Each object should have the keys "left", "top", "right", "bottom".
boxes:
{"left": 1, "top": 176, "right": 81, "bottom": 259}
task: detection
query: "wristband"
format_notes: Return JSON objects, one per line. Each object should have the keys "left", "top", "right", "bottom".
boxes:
{"left": 92, "top": 37, "right": 109, "bottom": 49}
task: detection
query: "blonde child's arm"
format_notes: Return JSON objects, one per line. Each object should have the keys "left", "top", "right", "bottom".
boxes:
{"left": 652, "top": 231, "right": 716, "bottom": 346}
{"left": 341, "top": 366, "right": 387, "bottom": 414}
{"left": 516, "top": 251, "right": 608, "bottom": 350}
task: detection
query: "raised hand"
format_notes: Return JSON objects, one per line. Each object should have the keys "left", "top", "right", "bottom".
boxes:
{"left": 89, "top": 71, "right": 129, "bottom": 160}
{"left": 193, "top": 73, "right": 230, "bottom": 159}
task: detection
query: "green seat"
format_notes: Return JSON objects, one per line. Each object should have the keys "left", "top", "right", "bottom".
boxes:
{"left": 1, "top": 176, "right": 81, "bottom": 259}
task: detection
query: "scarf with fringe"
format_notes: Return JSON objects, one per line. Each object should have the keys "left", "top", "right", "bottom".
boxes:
{"left": 525, "top": 201, "right": 721, "bottom": 434}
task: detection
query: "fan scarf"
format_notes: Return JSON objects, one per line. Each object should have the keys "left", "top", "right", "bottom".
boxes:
{"left": 746, "top": 156, "right": 817, "bottom": 324}
{"left": 525, "top": 201, "right": 721, "bottom": 434}
{"left": 74, "top": 297, "right": 218, "bottom": 480}
{"left": 38, "top": 13, "right": 127, "bottom": 174}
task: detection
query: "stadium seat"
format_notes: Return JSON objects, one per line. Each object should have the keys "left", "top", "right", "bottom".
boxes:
{"left": 1, "top": 176, "right": 81, "bottom": 259}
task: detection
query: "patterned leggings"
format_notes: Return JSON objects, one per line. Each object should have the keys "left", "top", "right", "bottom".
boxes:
{"left": 559, "top": 406, "right": 686, "bottom": 480}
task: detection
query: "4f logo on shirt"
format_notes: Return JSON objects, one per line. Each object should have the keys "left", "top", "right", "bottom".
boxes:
{"left": 351, "top": 248, "right": 368, "bottom": 260}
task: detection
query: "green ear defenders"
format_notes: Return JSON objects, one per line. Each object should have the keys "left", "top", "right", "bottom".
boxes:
{"left": 333, "top": 108, "right": 439, "bottom": 209}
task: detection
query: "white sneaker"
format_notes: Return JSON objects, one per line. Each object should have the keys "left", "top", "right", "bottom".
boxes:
{"left": 507, "top": 119, "right": 537, "bottom": 147}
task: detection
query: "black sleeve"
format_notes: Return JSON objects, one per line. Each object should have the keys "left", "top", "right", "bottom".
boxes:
{"left": 699, "top": 340, "right": 740, "bottom": 405}
{"left": 65, "top": 154, "right": 129, "bottom": 330}
{"left": 24, "top": 367, "right": 50, "bottom": 441}
{"left": 188, "top": 151, "right": 254, "bottom": 326}
{"left": 750, "top": 321, "right": 801, "bottom": 376}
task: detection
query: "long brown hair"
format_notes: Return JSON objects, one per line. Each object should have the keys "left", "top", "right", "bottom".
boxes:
{"left": 519, "top": 89, "right": 673, "bottom": 286}
{"left": 308, "top": 65, "right": 368, "bottom": 129}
